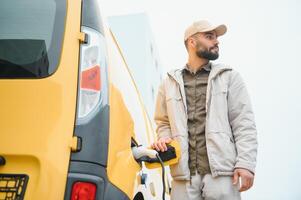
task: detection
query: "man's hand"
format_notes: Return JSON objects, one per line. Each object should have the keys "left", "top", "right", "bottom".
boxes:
{"left": 151, "top": 137, "right": 172, "bottom": 152}
{"left": 233, "top": 168, "right": 254, "bottom": 192}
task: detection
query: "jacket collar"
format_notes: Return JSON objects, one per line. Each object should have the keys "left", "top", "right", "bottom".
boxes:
{"left": 184, "top": 62, "right": 211, "bottom": 74}
{"left": 167, "top": 63, "right": 232, "bottom": 113}
{"left": 167, "top": 63, "right": 232, "bottom": 84}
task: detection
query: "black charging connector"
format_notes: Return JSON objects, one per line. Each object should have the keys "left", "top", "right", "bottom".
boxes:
{"left": 141, "top": 144, "right": 177, "bottom": 163}
{"left": 157, "top": 144, "right": 177, "bottom": 162}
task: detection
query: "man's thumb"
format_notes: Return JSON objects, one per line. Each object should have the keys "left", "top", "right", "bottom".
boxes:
{"left": 233, "top": 170, "right": 239, "bottom": 185}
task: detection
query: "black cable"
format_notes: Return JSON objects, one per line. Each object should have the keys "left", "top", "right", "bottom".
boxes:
{"left": 156, "top": 154, "right": 165, "bottom": 200}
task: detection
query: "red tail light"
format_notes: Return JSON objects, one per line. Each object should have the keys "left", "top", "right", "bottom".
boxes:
{"left": 81, "top": 65, "right": 101, "bottom": 91}
{"left": 71, "top": 182, "right": 96, "bottom": 200}
{"left": 76, "top": 26, "right": 108, "bottom": 124}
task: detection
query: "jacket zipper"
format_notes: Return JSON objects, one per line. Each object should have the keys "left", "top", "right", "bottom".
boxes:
{"left": 205, "top": 68, "right": 232, "bottom": 176}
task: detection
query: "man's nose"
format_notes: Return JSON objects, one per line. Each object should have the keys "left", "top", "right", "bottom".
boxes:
{"left": 214, "top": 38, "right": 219, "bottom": 45}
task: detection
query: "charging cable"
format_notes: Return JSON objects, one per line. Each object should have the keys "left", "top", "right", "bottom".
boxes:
{"left": 156, "top": 154, "right": 166, "bottom": 200}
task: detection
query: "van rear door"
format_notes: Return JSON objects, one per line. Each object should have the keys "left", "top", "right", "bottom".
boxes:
{"left": 0, "top": 0, "right": 82, "bottom": 199}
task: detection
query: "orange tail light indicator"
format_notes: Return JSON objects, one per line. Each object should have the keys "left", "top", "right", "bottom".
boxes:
{"left": 81, "top": 65, "right": 101, "bottom": 91}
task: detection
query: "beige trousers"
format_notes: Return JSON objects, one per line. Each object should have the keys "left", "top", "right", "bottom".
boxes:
{"left": 170, "top": 172, "right": 241, "bottom": 200}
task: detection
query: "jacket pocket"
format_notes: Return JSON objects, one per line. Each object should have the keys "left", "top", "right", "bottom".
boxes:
{"left": 166, "top": 91, "right": 187, "bottom": 137}
{"left": 207, "top": 87, "right": 231, "bottom": 133}
{"left": 166, "top": 87, "right": 182, "bottom": 101}
{"left": 207, "top": 132, "right": 237, "bottom": 172}
{"left": 170, "top": 136, "right": 190, "bottom": 179}
{"left": 211, "top": 86, "right": 228, "bottom": 96}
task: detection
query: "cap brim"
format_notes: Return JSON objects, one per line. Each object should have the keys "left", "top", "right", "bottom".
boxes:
{"left": 184, "top": 23, "right": 227, "bottom": 41}
{"left": 213, "top": 24, "right": 227, "bottom": 36}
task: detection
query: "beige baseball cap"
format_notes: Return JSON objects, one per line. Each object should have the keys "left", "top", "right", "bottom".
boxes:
{"left": 184, "top": 20, "right": 227, "bottom": 41}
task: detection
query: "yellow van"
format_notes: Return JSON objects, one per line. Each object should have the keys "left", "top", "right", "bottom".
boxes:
{"left": 0, "top": 0, "right": 177, "bottom": 199}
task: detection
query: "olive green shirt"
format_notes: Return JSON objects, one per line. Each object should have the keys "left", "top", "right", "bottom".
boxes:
{"left": 183, "top": 62, "right": 211, "bottom": 176}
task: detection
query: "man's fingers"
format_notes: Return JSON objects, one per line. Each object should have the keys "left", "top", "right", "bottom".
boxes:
{"left": 239, "top": 176, "right": 252, "bottom": 192}
{"left": 151, "top": 138, "right": 172, "bottom": 152}
{"left": 157, "top": 141, "right": 166, "bottom": 152}
{"left": 239, "top": 176, "right": 249, "bottom": 192}
{"left": 233, "top": 168, "right": 254, "bottom": 192}
{"left": 152, "top": 142, "right": 159, "bottom": 151}
{"left": 232, "top": 170, "right": 239, "bottom": 185}
{"left": 163, "top": 138, "right": 171, "bottom": 150}
{"left": 249, "top": 177, "right": 254, "bottom": 188}
{"left": 156, "top": 142, "right": 163, "bottom": 151}
{"left": 239, "top": 182, "right": 250, "bottom": 192}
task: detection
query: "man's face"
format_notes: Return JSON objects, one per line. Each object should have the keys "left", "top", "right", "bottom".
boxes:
{"left": 190, "top": 31, "right": 220, "bottom": 60}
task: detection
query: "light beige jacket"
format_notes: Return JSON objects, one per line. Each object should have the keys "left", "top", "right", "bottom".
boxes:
{"left": 154, "top": 63, "right": 258, "bottom": 180}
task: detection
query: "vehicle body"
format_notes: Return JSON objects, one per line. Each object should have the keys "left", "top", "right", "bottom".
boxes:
{"left": 0, "top": 0, "right": 170, "bottom": 199}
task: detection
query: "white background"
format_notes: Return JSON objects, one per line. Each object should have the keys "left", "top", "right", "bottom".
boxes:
{"left": 100, "top": 0, "right": 301, "bottom": 199}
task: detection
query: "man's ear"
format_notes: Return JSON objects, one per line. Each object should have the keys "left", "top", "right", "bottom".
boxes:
{"left": 188, "top": 38, "right": 196, "bottom": 49}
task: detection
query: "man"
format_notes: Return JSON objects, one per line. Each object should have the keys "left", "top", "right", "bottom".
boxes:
{"left": 151, "top": 20, "right": 258, "bottom": 200}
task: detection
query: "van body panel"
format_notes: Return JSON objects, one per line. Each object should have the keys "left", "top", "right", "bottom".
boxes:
{"left": 0, "top": 0, "right": 81, "bottom": 199}
{"left": 105, "top": 28, "right": 157, "bottom": 198}
{"left": 0, "top": 0, "right": 171, "bottom": 199}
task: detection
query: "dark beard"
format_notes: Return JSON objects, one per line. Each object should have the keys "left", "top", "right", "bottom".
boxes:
{"left": 196, "top": 48, "right": 219, "bottom": 60}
